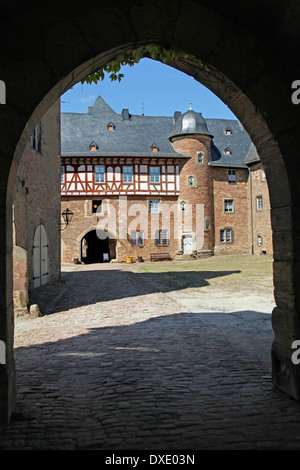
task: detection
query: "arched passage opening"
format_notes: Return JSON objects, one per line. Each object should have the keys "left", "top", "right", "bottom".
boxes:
{"left": 0, "top": 1, "right": 299, "bottom": 426}
{"left": 81, "top": 230, "right": 115, "bottom": 264}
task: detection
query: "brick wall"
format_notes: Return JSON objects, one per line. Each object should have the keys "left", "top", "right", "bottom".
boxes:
{"left": 212, "top": 166, "right": 250, "bottom": 254}
{"left": 248, "top": 163, "right": 273, "bottom": 255}
{"left": 13, "top": 100, "right": 61, "bottom": 312}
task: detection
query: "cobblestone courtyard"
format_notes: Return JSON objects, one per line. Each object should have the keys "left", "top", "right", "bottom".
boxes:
{"left": 2, "top": 256, "right": 300, "bottom": 450}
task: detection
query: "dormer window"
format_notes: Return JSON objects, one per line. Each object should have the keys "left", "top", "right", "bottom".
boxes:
{"left": 225, "top": 128, "right": 232, "bottom": 135}
{"left": 151, "top": 144, "right": 159, "bottom": 152}
{"left": 107, "top": 122, "right": 115, "bottom": 131}
{"left": 89, "top": 141, "right": 98, "bottom": 151}
{"left": 225, "top": 147, "right": 231, "bottom": 155}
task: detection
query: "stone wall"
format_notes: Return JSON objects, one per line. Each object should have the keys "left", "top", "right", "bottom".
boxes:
{"left": 13, "top": 100, "right": 61, "bottom": 313}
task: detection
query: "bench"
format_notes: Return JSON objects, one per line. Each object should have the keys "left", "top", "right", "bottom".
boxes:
{"left": 150, "top": 252, "right": 172, "bottom": 262}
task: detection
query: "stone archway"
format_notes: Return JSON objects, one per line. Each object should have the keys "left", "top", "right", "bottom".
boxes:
{"left": 1, "top": 1, "right": 300, "bottom": 423}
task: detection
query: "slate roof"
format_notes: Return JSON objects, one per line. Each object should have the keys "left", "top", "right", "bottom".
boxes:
{"left": 61, "top": 96, "right": 187, "bottom": 159}
{"left": 61, "top": 95, "right": 259, "bottom": 167}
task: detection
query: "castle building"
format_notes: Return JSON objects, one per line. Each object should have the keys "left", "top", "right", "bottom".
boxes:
{"left": 60, "top": 96, "right": 272, "bottom": 264}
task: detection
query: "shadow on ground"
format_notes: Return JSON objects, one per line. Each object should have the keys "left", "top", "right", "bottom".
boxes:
{"left": 29, "top": 266, "right": 241, "bottom": 315}
{"left": 2, "top": 310, "right": 297, "bottom": 450}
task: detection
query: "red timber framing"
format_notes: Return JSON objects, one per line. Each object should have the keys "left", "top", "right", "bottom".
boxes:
{"left": 61, "top": 157, "right": 182, "bottom": 197}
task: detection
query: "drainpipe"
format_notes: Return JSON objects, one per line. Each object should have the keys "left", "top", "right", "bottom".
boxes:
{"left": 249, "top": 166, "right": 254, "bottom": 255}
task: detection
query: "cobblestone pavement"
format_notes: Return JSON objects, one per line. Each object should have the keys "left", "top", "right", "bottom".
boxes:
{"left": 2, "top": 262, "right": 300, "bottom": 450}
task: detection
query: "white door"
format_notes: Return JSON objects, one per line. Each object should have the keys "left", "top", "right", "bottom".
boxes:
{"left": 33, "top": 224, "right": 49, "bottom": 288}
{"left": 183, "top": 235, "right": 192, "bottom": 254}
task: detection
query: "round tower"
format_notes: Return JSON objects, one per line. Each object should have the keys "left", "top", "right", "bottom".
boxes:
{"left": 169, "top": 106, "right": 214, "bottom": 256}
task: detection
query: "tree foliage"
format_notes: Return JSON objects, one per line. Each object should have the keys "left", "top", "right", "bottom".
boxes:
{"left": 80, "top": 45, "right": 197, "bottom": 85}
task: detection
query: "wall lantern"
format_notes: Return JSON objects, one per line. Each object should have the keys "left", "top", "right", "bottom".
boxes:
{"left": 60, "top": 208, "right": 74, "bottom": 230}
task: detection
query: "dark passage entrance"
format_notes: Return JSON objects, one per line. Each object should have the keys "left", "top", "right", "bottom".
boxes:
{"left": 81, "top": 230, "right": 110, "bottom": 264}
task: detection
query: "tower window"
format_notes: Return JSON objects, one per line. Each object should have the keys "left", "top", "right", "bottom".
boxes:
{"left": 257, "top": 235, "right": 263, "bottom": 247}
{"left": 188, "top": 176, "right": 195, "bottom": 186}
{"left": 197, "top": 151, "right": 204, "bottom": 163}
{"left": 181, "top": 201, "right": 186, "bottom": 212}
{"left": 256, "top": 195, "right": 263, "bottom": 210}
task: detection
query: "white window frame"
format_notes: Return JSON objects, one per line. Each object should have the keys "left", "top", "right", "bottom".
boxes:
{"left": 149, "top": 199, "right": 160, "bottom": 214}
{"left": 94, "top": 165, "right": 105, "bottom": 183}
{"left": 261, "top": 170, "right": 266, "bottom": 182}
{"left": 256, "top": 195, "right": 263, "bottom": 211}
{"left": 257, "top": 235, "right": 263, "bottom": 247}
{"left": 228, "top": 169, "right": 237, "bottom": 184}
{"left": 220, "top": 228, "right": 233, "bottom": 244}
{"left": 188, "top": 176, "right": 195, "bottom": 187}
{"left": 131, "top": 230, "right": 144, "bottom": 247}
{"left": 123, "top": 166, "right": 133, "bottom": 183}
{"left": 61, "top": 166, "right": 65, "bottom": 183}
{"left": 224, "top": 199, "right": 235, "bottom": 213}
{"left": 150, "top": 166, "right": 160, "bottom": 183}
{"left": 197, "top": 151, "right": 204, "bottom": 164}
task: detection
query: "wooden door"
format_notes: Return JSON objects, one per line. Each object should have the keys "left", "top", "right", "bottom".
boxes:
{"left": 33, "top": 224, "right": 49, "bottom": 288}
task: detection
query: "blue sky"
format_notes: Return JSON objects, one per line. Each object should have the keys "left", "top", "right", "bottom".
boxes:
{"left": 61, "top": 58, "right": 236, "bottom": 120}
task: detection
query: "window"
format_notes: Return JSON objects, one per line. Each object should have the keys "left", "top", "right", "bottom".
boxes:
{"left": 225, "top": 128, "right": 232, "bottom": 135}
{"left": 30, "top": 122, "right": 41, "bottom": 152}
{"left": 94, "top": 165, "right": 105, "bottom": 183}
{"left": 256, "top": 195, "right": 263, "bottom": 210}
{"left": 228, "top": 169, "right": 237, "bottom": 184}
{"left": 89, "top": 141, "right": 98, "bottom": 151}
{"left": 151, "top": 144, "right": 159, "bottom": 152}
{"left": 181, "top": 201, "right": 186, "bottom": 212}
{"left": 197, "top": 151, "right": 204, "bottom": 163}
{"left": 149, "top": 200, "right": 160, "bottom": 214}
{"left": 224, "top": 147, "right": 231, "bottom": 155}
{"left": 131, "top": 230, "right": 144, "bottom": 247}
{"left": 188, "top": 176, "right": 195, "bottom": 186}
{"left": 92, "top": 200, "right": 102, "bottom": 214}
{"left": 150, "top": 167, "right": 160, "bottom": 183}
{"left": 107, "top": 122, "right": 115, "bottom": 131}
{"left": 257, "top": 235, "right": 263, "bottom": 247}
{"left": 262, "top": 170, "right": 266, "bottom": 182}
{"left": 155, "top": 229, "right": 169, "bottom": 247}
{"left": 224, "top": 199, "right": 234, "bottom": 213}
{"left": 220, "top": 228, "right": 233, "bottom": 244}
{"left": 123, "top": 166, "right": 133, "bottom": 183}
{"left": 61, "top": 166, "right": 65, "bottom": 183}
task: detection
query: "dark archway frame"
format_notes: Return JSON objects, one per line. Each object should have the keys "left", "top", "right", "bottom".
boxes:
{"left": 1, "top": 0, "right": 299, "bottom": 424}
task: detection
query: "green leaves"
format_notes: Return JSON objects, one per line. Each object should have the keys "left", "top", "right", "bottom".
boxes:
{"left": 80, "top": 45, "right": 202, "bottom": 85}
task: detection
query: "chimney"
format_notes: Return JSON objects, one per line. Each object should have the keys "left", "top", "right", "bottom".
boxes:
{"left": 174, "top": 111, "right": 181, "bottom": 122}
{"left": 122, "top": 108, "right": 130, "bottom": 120}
